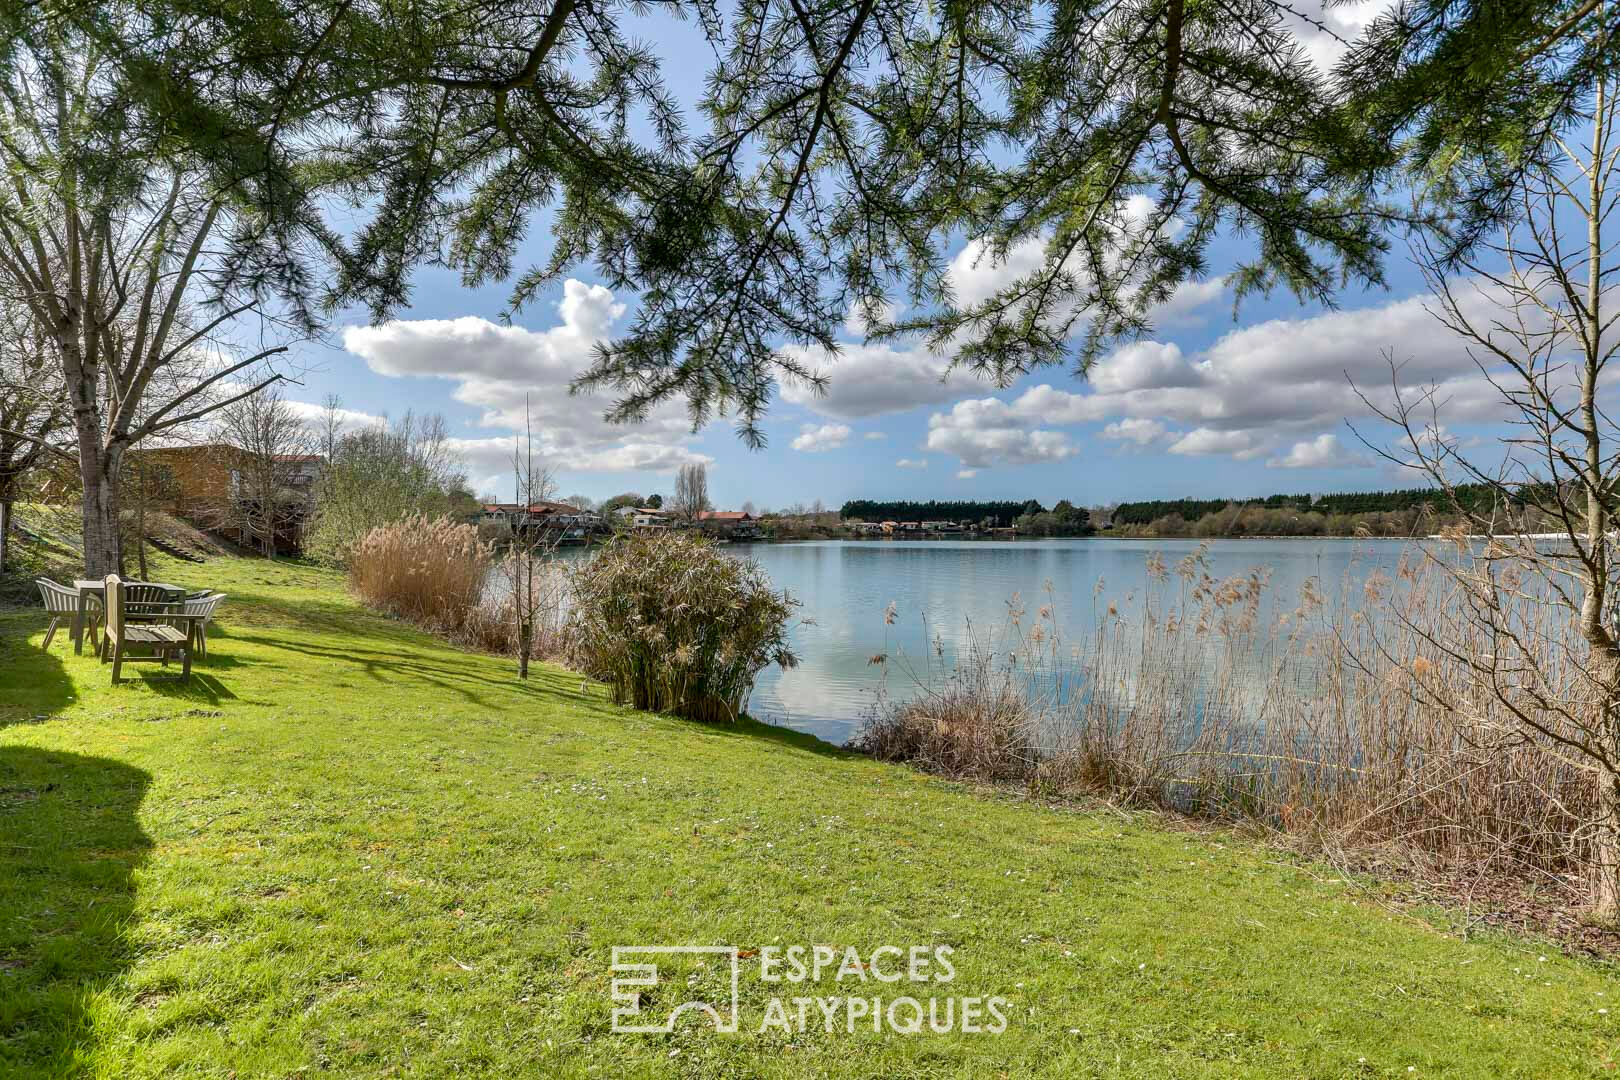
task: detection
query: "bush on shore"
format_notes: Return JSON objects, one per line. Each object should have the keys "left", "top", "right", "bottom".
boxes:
{"left": 567, "top": 531, "right": 798, "bottom": 722}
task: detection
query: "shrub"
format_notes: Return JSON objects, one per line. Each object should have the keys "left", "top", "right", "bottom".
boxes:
{"left": 567, "top": 532, "right": 798, "bottom": 722}
{"left": 852, "top": 653, "right": 1036, "bottom": 781}
{"left": 349, "top": 515, "right": 492, "bottom": 636}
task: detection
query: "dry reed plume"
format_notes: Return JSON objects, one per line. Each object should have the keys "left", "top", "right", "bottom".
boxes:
{"left": 855, "top": 544, "right": 1594, "bottom": 896}
{"left": 348, "top": 515, "right": 493, "bottom": 638}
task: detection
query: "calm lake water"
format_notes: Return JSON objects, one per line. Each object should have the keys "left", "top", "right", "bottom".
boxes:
{"left": 735, "top": 538, "right": 1419, "bottom": 744}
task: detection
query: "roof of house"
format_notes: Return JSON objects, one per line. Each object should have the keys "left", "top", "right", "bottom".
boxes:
{"left": 483, "top": 501, "right": 581, "bottom": 515}
{"left": 698, "top": 511, "right": 754, "bottom": 522}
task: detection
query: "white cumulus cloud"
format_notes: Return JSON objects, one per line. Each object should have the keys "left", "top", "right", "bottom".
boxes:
{"left": 791, "top": 422, "right": 852, "bottom": 452}
{"left": 925, "top": 398, "right": 1078, "bottom": 469}
{"left": 1101, "top": 418, "right": 1168, "bottom": 446}
{"left": 340, "top": 279, "right": 709, "bottom": 484}
{"left": 1269, "top": 433, "right": 1372, "bottom": 469}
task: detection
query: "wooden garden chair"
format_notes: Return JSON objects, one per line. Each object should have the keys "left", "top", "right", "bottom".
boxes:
{"left": 102, "top": 575, "right": 203, "bottom": 684}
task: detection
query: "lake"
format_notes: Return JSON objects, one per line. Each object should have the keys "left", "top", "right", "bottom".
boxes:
{"left": 737, "top": 538, "right": 1419, "bottom": 744}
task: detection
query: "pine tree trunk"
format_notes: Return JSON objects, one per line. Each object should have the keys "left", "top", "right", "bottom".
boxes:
{"left": 0, "top": 498, "right": 10, "bottom": 574}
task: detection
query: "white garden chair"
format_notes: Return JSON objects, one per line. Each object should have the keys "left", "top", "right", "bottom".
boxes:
{"left": 178, "top": 592, "right": 226, "bottom": 658}
{"left": 36, "top": 578, "right": 98, "bottom": 651}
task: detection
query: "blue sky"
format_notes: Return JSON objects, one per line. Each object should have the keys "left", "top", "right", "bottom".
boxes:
{"left": 277, "top": 0, "right": 1502, "bottom": 512}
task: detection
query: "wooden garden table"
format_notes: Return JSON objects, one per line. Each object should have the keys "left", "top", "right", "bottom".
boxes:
{"left": 69, "top": 579, "right": 182, "bottom": 655}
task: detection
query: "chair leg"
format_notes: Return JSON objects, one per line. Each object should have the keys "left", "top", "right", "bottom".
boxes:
{"left": 42, "top": 615, "right": 58, "bottom": 650}
{"left": 181, "top": 646, "right": 192, "bottom": 684}
{"left": 110, "top": 641, "right": 123, "bottom": 684}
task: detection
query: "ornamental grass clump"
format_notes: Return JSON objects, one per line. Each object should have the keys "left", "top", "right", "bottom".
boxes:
{"left": 568, "top": 532, "right": 798, "bottom": 723}
{"left": 348, "top": 514, "right": 493, "bottom": 637}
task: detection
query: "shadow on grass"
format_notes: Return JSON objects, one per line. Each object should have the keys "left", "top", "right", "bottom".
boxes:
{"left": 689, "top": 712, "right": 853, "bottom": 759}
{"left": 228, "top": 631, "right": 594, "bottom": 708}
{"left": 135, "top": 670, "right": 238, "bottom": 703}
{"left": 0, "top": 747, "right": 151, "bottom": 1077}
{"left": 0, "top": 613, "right": 76, "bottom": 725}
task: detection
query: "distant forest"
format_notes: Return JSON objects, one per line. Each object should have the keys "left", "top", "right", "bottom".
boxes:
{"left": 840, "top": 499, "right": 1039, "bottom": 526}
{"left": 1110, "top": 484, "right": 1501, "bottom": 526}
{"left": 840, "top": 485, "right": 1509, "bottom": 538}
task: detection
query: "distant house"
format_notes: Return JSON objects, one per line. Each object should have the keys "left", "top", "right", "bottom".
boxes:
{"left": 127, "top": 443, "right": 245, "bottom": 515}
{"left": 610, "top": 506, "right": 669, "bottom": 529}
{"left": 128, "top": 443, "right": 325, "bottom": 553}
{"left": 696, "top": 510, "right": 760, "bottom": 539}
{"left": 482, "top": 501, "right": 595, "bottom": 531}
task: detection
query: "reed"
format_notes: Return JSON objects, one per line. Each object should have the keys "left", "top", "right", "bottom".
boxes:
{"left": 854, "top": 545, "right": 1594, "bottom": 887}
{"left": 348, "top": 514, "right": 493, "bottom": 637}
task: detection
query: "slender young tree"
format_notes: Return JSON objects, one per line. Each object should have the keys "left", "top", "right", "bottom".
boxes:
{"left": 506, "top": 396, "right": 564, "bottom": 680}
{"left": 1360, "top": 62, "right": 1620, "bottom": 921}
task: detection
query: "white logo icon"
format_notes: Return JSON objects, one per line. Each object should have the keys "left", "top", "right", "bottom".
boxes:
{"left": 610, "top": 946, "right": 741, "bottom": 1033}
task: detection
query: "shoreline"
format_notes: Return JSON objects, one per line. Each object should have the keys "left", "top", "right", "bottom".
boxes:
{"left": 751, "top": 532, "right": 1426, "bottom": 544}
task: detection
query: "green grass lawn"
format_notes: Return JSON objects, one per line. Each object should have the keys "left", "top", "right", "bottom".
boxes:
{"left": 1, "top": 557, "right": 1615, "bottom": 1078}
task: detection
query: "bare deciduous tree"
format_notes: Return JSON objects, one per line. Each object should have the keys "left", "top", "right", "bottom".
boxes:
{"left": 0, "top": 297, "right": 70, "bottom": 572}
{"left": 671, "top": 462, "right": 711, "bottom": 523}
{"left": 215, "top": 388, "right": 316, "bottom": 557}
{"left": 0, "top": 46, "right": 299, "bottom": 575}
{"left": 316, "top": 394, "right": 346, "bottom": 470}
{"left": 1360, "top": 65, "right": 1620, "bottom": 922}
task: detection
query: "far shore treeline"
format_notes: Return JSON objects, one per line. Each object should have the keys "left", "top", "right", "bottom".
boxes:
{"left": 840, "top": 483, "right": 1518, "bottom": 539}
{"left": 1111, "top": 483, "right": 1502, "bottom": 526}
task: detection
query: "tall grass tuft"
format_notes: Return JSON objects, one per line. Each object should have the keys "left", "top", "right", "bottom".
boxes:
{"left": 854, "top": 545, "right": 1595, "bottom": 888}
{"left": 349, "top": 515, "right": 493, "bottom": 637}
{"left": 567, "top": 532, "right": 799, "bottom": 723}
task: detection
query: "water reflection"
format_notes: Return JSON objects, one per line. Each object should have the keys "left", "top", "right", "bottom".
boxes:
{"left": 741, "top": 539, "right": 1417, "bottom": 743}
